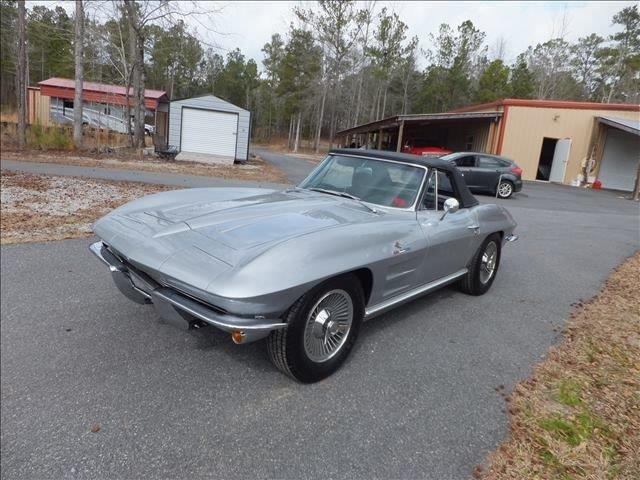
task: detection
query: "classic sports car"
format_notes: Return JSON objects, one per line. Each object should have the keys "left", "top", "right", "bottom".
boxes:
{"left": 90, "top": 149, "right": 518, "bottom": 382}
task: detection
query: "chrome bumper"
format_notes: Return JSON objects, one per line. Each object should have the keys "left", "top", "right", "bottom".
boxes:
{"left": 89, "top": 241, "right": 286, "bottom": 343}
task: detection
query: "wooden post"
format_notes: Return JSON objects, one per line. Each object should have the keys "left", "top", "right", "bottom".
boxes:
{"left": 377, "top": 129, "right": 383, "bottom": 149}
{"left": 396, "top": 121, "right": 404, "bottom": 152}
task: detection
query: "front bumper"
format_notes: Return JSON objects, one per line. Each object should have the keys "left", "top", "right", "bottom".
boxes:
{"left": 89, "top": 241, "right": 286, "bottom": 343}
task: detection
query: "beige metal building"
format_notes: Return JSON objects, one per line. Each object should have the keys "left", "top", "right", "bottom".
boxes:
{"left": 337, "top": 99, "right": 640, "bottom": 191}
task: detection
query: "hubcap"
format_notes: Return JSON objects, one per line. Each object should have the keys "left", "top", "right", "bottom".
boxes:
{"left": 498, "top": 182, "right": 512, "bottom": 198}
{"left": 479, "top": 241, "right": 498, "bottom": 284}
{"left": 303, "top": 289, "right": 353, "bottom": 363}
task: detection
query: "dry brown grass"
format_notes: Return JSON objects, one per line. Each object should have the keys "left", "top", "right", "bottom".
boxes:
{"left": 1, "top": 170, "right": 172, "bottom": 245}
{"left": 0, "top": 148, "right": 289, "bottom": 184}
{"left": 480, "top": 253, "right": 640, "bottom": 480}
{"left": 253, "top": 137, "right": 329, "bottom": 163}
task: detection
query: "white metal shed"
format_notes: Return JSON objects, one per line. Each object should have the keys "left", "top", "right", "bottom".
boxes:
{"left": 168, "top": 94, "right": 250, "bottom": 164}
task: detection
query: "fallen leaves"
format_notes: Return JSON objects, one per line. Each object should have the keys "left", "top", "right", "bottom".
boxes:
{"left": 482, "top": 253, "right": 640, "bottom": 479}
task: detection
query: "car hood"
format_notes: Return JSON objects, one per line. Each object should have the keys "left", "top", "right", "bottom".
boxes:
{"left": 98, "top": 188, "right": 377, "bottom": 268}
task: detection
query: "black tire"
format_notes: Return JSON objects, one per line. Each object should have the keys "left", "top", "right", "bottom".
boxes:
{"left": 496, "top": 179, "right": 514, "bottom": 199}
{"left": 267, "top": 274, "right": 365, "bottom": 383}
{"left": 458, "top": 233, "right": 502, "bottom": 296}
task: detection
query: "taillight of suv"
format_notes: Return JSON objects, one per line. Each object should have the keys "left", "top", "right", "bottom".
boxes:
{"left": 510, "top": 166, "right": 523, "bottom": 177}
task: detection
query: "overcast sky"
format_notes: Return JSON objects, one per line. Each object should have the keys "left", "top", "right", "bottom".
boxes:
{"left": 30, "top": 1, "right": 635, "bottom": 71}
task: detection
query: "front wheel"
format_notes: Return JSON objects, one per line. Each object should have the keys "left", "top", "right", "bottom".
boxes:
{"left": 496, "top": 180, "right": 514, "bottom": 199}
{"left": 458, "top": 233, "right": 502, "bottom": 295}
{"left": 267, "top": 274, "right": 364, "bottom": 383}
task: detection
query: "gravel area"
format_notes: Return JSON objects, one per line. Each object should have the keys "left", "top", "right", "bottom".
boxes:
{"left": 0, "top": 170, "right": 171, "bottom": 244}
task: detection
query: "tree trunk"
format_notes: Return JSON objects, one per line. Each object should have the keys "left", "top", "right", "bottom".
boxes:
{"left": 16, "top": 0, "right": 27, "bottom": 147}
{"left": 314, "top": 82, "right": 328, "bottom": 153}
{"left": 294, "top": 112, "right": 301, "bottom": 153}
{"left": 73, "top": 0, "right": 84, "bottom": 149}
{"left": 125, "top": 2, "right": 145, "bottom": 150}
{"left": 287, "top": 114, "right": 293, "bottom": 150}
{"left": 381, "top": 84, "right": 388, "bottom": 119}
{"left": 328, "top": 99, "right": 336, "bottom": 150}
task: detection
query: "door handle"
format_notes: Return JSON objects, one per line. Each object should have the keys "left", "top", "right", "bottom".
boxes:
{"left": 467, "top": 225, "right": 480, "bottom": 234}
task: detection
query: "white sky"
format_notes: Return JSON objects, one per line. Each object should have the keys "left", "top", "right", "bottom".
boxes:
{"left": 29, "top": 1, "right": 635, "bottom": 71}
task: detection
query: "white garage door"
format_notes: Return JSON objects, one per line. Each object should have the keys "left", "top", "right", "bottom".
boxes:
{"left": 598, "top": 129, "right": 639, "bottom": 191}
{"left": 181, "top": 108, "right": 238, "bottom": 158}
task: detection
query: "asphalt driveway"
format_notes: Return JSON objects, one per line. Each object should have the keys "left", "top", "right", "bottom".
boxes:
{"left": 1, "top": 173, "right": 639, "bottom": 479}
{"left": 252, "top": 147, "right": 318, "bottom": 184}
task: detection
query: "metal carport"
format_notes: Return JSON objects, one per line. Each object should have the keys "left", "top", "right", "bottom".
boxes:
{"left": 336, "top": 111, "right": 503, "bottom": 154}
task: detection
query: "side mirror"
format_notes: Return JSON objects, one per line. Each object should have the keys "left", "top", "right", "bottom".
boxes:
{"left": 440, "top": 198, "right": 459, "bottom": 220}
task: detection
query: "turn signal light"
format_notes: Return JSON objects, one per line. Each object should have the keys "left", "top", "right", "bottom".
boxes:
{"left": 231, "top": 330, "right": 246, "bottom": 344}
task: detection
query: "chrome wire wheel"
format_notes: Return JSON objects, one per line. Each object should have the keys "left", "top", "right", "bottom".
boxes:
{"left": 479, "top": 241, "right": 498, "bottom": 284}
{"left": 497, "top": 181, "right": 513, "bottom": 198}
{"left": 303, "top": 289, "right": 353, "bottom": 363}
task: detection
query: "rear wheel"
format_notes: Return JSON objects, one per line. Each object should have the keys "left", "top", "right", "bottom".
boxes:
{"left": 267, "top": 274, "right": 364, "bottom": 383}
{"left": 458, "top": 233, "right": 502, "bottom": 295}
{"left": 496, "top": 180, "right": 514, "bottom": 199}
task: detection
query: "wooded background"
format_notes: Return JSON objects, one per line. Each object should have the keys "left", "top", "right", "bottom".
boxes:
{"left": 1, "top": 0, "right": 638, "bottom": 151}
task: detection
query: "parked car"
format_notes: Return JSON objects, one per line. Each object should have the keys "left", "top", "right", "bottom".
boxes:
{"left": 442, "top": 152, "right": 523, "bottom": 199}
{"left": 90, "top": 149, "right": 518, "bottom": 382}
{"left": 402, "top": 142, "right": 453, "bottom": 157}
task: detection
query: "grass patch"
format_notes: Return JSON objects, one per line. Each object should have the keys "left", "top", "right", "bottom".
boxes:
{"left": 554, "top": 379, "right": 583, "bottom": 407}
{"left": 481, "top": 253, "right": 640, "bottom": 479}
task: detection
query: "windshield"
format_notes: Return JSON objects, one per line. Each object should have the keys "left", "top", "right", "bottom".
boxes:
{"left": 299, "top": 154, "right": 425, "bottom": 209}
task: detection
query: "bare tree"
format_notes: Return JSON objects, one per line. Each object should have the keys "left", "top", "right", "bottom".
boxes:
{"left": 16, "top": 0, "right": 27, "bottom": 147}
{"left": 73, "top": 0, "right": 85, "bottom": 148}
{"left": 124, "top": 1, "right": 145, "bottom": 149}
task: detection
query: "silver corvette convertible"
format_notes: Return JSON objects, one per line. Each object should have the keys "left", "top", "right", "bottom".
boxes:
{"left": 91, "top": 149, "right": 517, "bottom": 382}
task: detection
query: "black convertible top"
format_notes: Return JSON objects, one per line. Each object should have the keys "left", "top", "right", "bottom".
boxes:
{"left": 328, "top": 148, "right": 479, "bottom": 208}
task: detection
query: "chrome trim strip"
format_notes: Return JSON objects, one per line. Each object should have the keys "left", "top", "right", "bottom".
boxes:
{"left": 152, "top": 288, "right": 287, "bottom": 332}
{"left": 89, "top": 241, "right": 111, "bottom": 266}
{"left": 364, "top": 268, "right": 468, "bottom": 319}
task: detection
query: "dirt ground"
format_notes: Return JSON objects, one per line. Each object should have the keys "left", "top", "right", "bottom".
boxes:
{"left": 0, "top": 170, "right": 172, "bottom": 245}
{"left": 0, "top": 148, "right": 289, "bottom": 184}
{"left": 480, "top": 253, "right": 640, "bottom": 480}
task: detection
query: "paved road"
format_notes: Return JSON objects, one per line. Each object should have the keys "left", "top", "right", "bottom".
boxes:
{"left": 0, "top": 159, "right": 289, "bottom": 190}
{"left": 2, "top": 181, "right": 639, "bottom": 479}
{"left": 252, "top": 147, "right": 318, "bottom": 184}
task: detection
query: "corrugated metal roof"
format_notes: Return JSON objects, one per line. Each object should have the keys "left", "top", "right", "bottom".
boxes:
{"left": 597, "top": 115, "right": 640, "bottom": 136}
{"left": 336, "top": 111, "right": 501, "bottom": 136}
{"left": 38, "top": 77, "right": 167, "bottom": 100}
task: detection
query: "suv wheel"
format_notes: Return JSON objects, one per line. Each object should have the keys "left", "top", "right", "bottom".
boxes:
{"left": 496, "top": 180, "right": 514, "bottom": 199}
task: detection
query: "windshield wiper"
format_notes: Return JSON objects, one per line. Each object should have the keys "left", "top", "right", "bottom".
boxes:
{"left": 308, "top": 188, "right": 378, "bottom": 214}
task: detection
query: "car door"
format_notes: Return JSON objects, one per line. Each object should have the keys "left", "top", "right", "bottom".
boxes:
{"left": 475, "top": 155, "right": 505, "bottom": 193}
{"left": 416, "top": 169, "right": 479, "bottom": 283}
{"left": 452, "top": 154, "right": 479, "bottom": 188}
